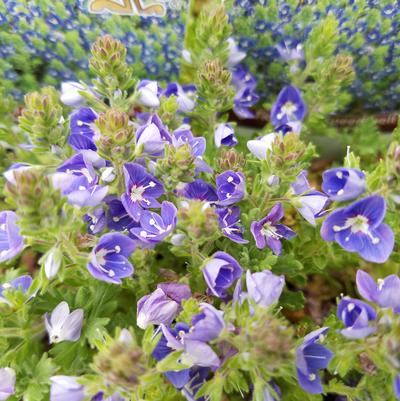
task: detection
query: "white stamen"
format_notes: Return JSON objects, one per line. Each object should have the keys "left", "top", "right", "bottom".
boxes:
{"left": 377, "top": 278, "right": 384, "bottom": 291}
{"left": 261, "top": 222, "right": 282, "bottom": 240}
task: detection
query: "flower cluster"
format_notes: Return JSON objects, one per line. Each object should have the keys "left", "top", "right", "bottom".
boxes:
{"left": 0, "top": 8, "right": 399, "bottom": 401}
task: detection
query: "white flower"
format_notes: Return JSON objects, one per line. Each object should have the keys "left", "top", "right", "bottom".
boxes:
{"left": 170, "top": 233, "right": 186, "bottom": 246}
{"left": 43, "top": 248, "right": 62, "bottom": 280}
{"left": 45, "top": 301, "right": 84, "bottom": 344}
{"left": 0, "top": 367, "right": 16, "bottom": 400}
{"left": 247, "top": 133, "right": 277, "bottom": 160}
{"left": 227, "top": 38, "right": 246, "bottom": 67}
{"left": 119, "top": 329, "right": 133, "bottom": 345}
{"left": 101, "top": 167, "right": 116, "bottom": 183}
{"left": 50, "top": 376, "right": 85, "bottom": 401}
{"left": 60, "top": 82, "right": 86, "bottom": 107}
{"left": 137, "top": 81, "right": 160, "bottom": 108}
{"left": 182, "top": 49, "right": 192, "bottom": 63}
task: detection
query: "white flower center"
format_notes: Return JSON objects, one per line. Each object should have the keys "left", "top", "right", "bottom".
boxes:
{"left": 333, "top": 214, "right": 380, "bottom": 245}
{"left": 261, "top": 222, "right": 281, "bottom": 240}
{"left": 278, "top": 101, "right": 297, "bottom": 120}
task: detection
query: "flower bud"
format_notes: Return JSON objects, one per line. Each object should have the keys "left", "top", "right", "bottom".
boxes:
{"left": 43, "top": 247, "right": 63, "bottom": 279}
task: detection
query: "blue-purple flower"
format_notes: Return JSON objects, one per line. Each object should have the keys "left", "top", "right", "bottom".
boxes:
{"left": 137, "top": 283, "right": 191, "bottom": 329}
{"left": 0, "top": 211, "right": 24, "bottom": 262}
{"left": 202, "top": 251, "right": 242, "bottom": 298}
{"left": 45, "top": 301, "right": 84, "bottom": 344}
{"left": 130, "top": 201, "right": 177, "bottom": 244}
{"left": 250, "top": 203, "right": 296, "bottom": 255}
{"left": 0, "top": 367, "right": 16, "bottom": 400}
{"left": 87, "top": 233, "right": 136, "bottom": 284}
{"left": 153, "top": 323, "right": 210, "bottom": 388}
{"left": 135, "top": 114, "right": 172, "bottom": 157}
{"left": 296, "top": 327, "right": 333, "bottom": 394}
{"left": 322, "top": 167, "right": 365, "bottom": 201}
{"left": 214, "top": 123, "right": 238, "bottom": 148}
{"left": 105, "top": 197, "right": 137, "bottom": 232}
{"left": 232, "top": 65, "right": 259, "bottom": 119}
{"left": 337, "top": 297, "right": 377, "bottom": 339}
{"left": 270, "top": 86, "right": 306, "bottom": 128}
{"left": 121, "top": 162, "right": 164, "bottom": 221}
{"left": 276, "top": 40, "right": 304, "bottom": 63}
{"left": 246, "top": 270, "right": 285, "bottom": 307}
{"left": 50, "top": 376, "right": 85, "bottom": 401}
{"left": 216, "top": 170, "right": 245, "bottom": 206}
{"left": 69, "top": 107, "right": 99, "bottom": 151}
{"left": 172, "top": 126, "right": 211, "bottom": 173}
{"left": 137, "top": 80, "right": 160, "bottom": 108}
{"left": 291, "top": 172, "right": 329, "bottom": 226}
{"left": 163, "top": 83, "right": 196, "bottom": 112}
{"left": 185, "top": 303, "right": 225, "bottom": 342}
{"left": 160, "top": 323, "right": 220, "bottom": 370}
{"left": 53, "top": 151, "right": 108, "bottom": 207}
{"left": 180, "top": 179, "right": 218, "bottom": 202}
{"left": 84, "top": 207, "right": 106, "bottom": 235}
{"left": 321, "top": 195, "right": 394, "bottom": 263}
{"left": 394, "top": 375, "right": 400, "bottom": 401}
{"left": 0, "top": 275, "right": 32, "bottom": 303}
{"left": 216, "top": 206, "right": 248, "bottom": 244}
{"left": 356, "top": 270, "right": 400, "bottom": 310}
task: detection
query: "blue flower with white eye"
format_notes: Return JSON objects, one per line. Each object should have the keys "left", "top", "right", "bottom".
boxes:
{"left": 0, "top": 211, "right": 24, "bottom": 263}
{"left": 130, "top": 201, "right": 177, "bottom": 244}
{"left": 270, "top": 86, "right": 307, "bottom": 128}
{"left": 337, "top": 297, "right": 377, "bottom": 339}
{"left": 216, "top": 170, "right": 245, "bottom": 206}
{"left": 87, "top": 233, "right": 136, "bottom": 284}
{"left": 180, "top": 179, "right": 218, "bottom": 202}
{"left": 296, "top": 327, "right": 333, "bottom": 394}
{"left": 322, "top": 167, "right": 365, "bottom": 201}
{"left": 0, "top": 275, "right": 32, "bottom": 305}
{"left": 53, "top": 151, "right": 108, "bottom": 208}
{"left": 356, "top": 270, "right": 400, "bottom": 311}
{"left": 250, "top": 203, "right": 296, "bottom": 255}
{"left": 216, "top": 206, "right": 248, "bottom": 244}
{"left": 121, "top": 163, "right": 164, "bottom": 221}
{"left": 69, "top": 107, "right": 99, "bottom": 151}
{"left": 321, "top": 195, "right": 394, "bottom": 263}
